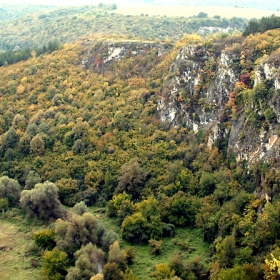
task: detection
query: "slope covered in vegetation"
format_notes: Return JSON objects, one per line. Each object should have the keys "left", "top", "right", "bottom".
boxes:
{"left": 0, "top": 3, "right": 247, "bottom": 52}
{"left": 1, "top": 11, "right": 280, "bottom": 280}
{"left": 0, "top": 3, "right": 55, "bottom": 22}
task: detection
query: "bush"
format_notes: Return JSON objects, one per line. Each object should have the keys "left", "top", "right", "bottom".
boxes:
{"left": 150, "top": 263, "right": 175, "bottom": 279}
{"left": 101, "top": 230, "right": 119, "bottom": 253}
{"left": 162, "top": 223, "right": 175, "bottom": 238}
{"left": 33, "top": 229, "right": 56, "bottom": 250}
{"left": 264, "top": 107, "right": 277, "bottom": 123}
{"left": 0, "top": 176, "right": 21, "bottom": 207}
{"left": 66, "top": 243, "right": 105, "bottom": 280}
{"left": 20, "top": 181, "right": 65, "bottom": 220}
{"left": 217, "top": 265, "right": 250, "bottom": 280}
{"left": 55, "top": 212, "right": 100, "bottom": 256}
{"left": 103, "top": 262, "right": 124, "bottom": 280}
{"left": 0, "top": 198, "right": 9, "bottom": 211}
{"left": 108, "top": 241, "right": 127, "bottom": 272}
{"left": 72, "top": 201, "right": 89, "bottom": 215}
{"left": 125, "top": 247, "right": 135, "bottom": 265}
{"left": 149, "top": 239, "right": 162, "bottom": 255}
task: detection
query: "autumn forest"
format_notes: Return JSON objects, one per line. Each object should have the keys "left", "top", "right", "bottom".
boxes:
{"left": 1, "top": 2, "right": 280, "bottom": 280}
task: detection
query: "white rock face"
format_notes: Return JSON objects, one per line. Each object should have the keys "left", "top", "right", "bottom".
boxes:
{"left": 157, "top": 43, "right": 280, "bottom": 164}
{"left": 158, "top": 46, "right": 237, "bottom": 132}
{"left": 254, "top": 62, "right": 278, "bottom": 86}
{"left": 103, "top": 47, "right": 124, "bottom": 63}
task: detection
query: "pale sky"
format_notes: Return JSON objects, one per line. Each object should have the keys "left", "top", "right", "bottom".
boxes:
{"left": 0, "top": 0, "right": 124, "bottom": 5}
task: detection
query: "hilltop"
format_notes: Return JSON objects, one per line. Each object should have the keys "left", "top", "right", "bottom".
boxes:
{"left": 0, "top": 3, "right": 248, "bottom": 52}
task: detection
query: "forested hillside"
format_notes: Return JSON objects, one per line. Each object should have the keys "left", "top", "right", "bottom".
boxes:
{"left": 131, "top": 0, "right": 280, "bottom": 11}
{"left": 0, "top": 3, "right": 55, "bottom": 22}
{"left": 0, "top": 3, "right": 247, "bottom": 52}
{"left": 1, "top": 6, "right": 280, "bottom": 280}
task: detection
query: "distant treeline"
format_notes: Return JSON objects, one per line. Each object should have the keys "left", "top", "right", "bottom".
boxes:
{"left": 34, "top": 40, "right": 61, "bottom": 56}
{"left": 243, "top": 15, "right": 280, "bottom": 36}
{"left": 0, "top": 48, "right": 32, "bottom": 67}
{"left": 0, "top": 40, "right": 60, "bottom": 67}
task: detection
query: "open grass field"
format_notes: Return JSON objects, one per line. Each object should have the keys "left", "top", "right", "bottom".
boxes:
{"left": 115, "top": 5, "right": 280, "bottom": 19}
{"left": 0, "top": 212, "right": 41, "bottom": 280}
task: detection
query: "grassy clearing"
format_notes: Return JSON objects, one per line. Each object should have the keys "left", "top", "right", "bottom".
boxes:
{"left": 124, "top": 228, "right": 210, "bottom": 280}
{"left": 0, "top": 207, "right": 209, "bottom": 280}
{"left": 0, "top": 210, "right": 42, "bottom": 280}
{"left": 94, "top": 208, "right": 210, "bottom": 280}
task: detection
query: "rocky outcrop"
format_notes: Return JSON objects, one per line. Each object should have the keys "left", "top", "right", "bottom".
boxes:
{"left": 80, "top": 40, "right": 171, "bottom": 70}
{"left": 157, "top": 43, "right": 280, "bottom": 164}
{"left": 79, "top": 39, "right": 280, "bottom": 164}
{"left": 158, "top": 45, "right": 238, "bottom": 132}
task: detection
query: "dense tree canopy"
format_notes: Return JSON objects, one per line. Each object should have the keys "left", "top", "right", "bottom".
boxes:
{"left": 243, "top": 15, "right": 280, "bottom": 36}
{"left": 1, "top": 23, "right": 280, "bottom": 279}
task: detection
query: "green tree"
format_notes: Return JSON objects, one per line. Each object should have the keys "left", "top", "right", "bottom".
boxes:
{"left": 111, "top": 192, "right": 132, "bottom": 212}
{"left": 199, "top": 172, "right": 216, "bottom": 196}
{"left": 117, "top": 159, "right": 147, "bottom": 200}
{"left": 197, "top": 12, "right": 208, "bottom": 18}
{"left": 72, "top": 139, "right": 86, "bottom": 154}
{"left": 150, "top": 263, "right": 175, "bottom": 279}
{"left": 168, "top": 191, "right": 200, "bottom": 227}
{"left": 30, "top": 134, "right": 45, "bottom": 155}
{"left": 135, "top": 197, "right": 163, "bottom": 239}
{"left": 217, "top": 265, "right": 249, "bottom": 280}
{"left": 121, "top": 213, "right": 149, "bottom": 244}
{"left": 55, "top": 178, "right": 79, "bottom": 206}
{"left": 0, "top": 127, "right": 18, "bottom": 152}
{"left": 25, "top": 170, "right": 41, "bottom": 190}
{"left": 41, "top": 247, "right": 68, "bottom": 280}
{"left": 117, "top": 199, "right": 135, "bottom": 226}
{"left": 136, "top": 197, "right": 160, "bottom": 218}
{"left": 216, "top": 236, "right": 236, "bottom": 268}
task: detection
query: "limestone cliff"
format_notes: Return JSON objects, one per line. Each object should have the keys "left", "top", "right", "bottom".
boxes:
{"left": 80, "top": 37, "right": 280, "bottom": 164}
{"left": 157, "top": 39, "right": 280, "bottom": 164}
